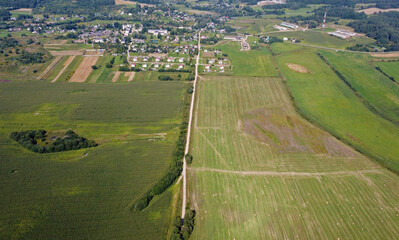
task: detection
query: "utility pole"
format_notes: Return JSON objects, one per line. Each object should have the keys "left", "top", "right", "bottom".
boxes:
{"left": 322, "top": 11, "right": 327, "bottom": 31}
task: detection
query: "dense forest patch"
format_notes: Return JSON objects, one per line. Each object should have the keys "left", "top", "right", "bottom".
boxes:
{"left": 10, "top": 129, "right": 98, "bottom": 153}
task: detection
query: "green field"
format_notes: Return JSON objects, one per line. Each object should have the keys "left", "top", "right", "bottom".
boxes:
{"left": 189, "top": 74, "right": 399, "bottom": 239}
{"left": 375, "top": 61, "right": 399, "bottom": 83}
{"left": 319, "top": 51, "right": 399, "bottom": 123}
{"left": 0, "top": 81, "right": 186, "bottom": 239}
{"left": 273, "top": 46, "right": 399, "bottom": 173}
{"left": 269, "top": 30, "right": 374, "bottom": 49}
{"left": 216, "top": 42, "right": 277, "bottom": 77}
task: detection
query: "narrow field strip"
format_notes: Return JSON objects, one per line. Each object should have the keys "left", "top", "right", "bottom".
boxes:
{"left": 52, "top": 56, "right": 75, "bottom": 83}
{"left": 69, "top": 57, "right": 99, "bottom": 82}
{"left": 192, "top": 167, "right": 382, "bottom": 177}
{"left": 112, "top": 71, "right": 121, "bottom": 83}
{"left": 127, "top": 72, "right": 135, "bottom": 82}
{"left": 37, "top": 56, "right": 62, "bottom": 80}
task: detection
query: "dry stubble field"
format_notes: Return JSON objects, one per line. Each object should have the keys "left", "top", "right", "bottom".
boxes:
{"left": 188, "top": 76, "right": 399, "bottom": 239}
{"left": 69, "top": 57, "right": 98, "bottom": 82}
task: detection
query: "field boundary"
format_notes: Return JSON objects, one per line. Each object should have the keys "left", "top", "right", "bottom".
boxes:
{"left": 192, "top": 167, "right": 382, "bottom": 176}
{"left": 52, "top": 56, "right": 75, "bottom": 82}
{"left": 37, "top": 56, "right": 62, "bottom": 80}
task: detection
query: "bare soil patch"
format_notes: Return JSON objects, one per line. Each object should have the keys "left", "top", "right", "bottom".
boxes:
{"left": 112, "top": 71, "right": 121, "bottom": 83}
{"left": 202, "top": 52, "right": 215, "bottom": 58}
{"left": 370, "top": 52, "right": 399, "bottom": 58}
{"left": 115, "top": 0, "right": 154, "bottom": 7}
{"left": 52, "top": 56, "right": 75, "bottom": 83}
{"left": 12, "top": 8, "right": 32, "bottom": 13}
{"left": 69, "top": 57, "right": 98, "bottom": 82}
{"left": 83, "top": 49, "right": 105, "bottom": 56}
{"left": 126, "top": 72, "right": 135, "bottom": 82}
{"left": 50, "top": 50, "right": 84, "bottom": 56}
{"left": 286, "top": 63, "right": 312, "bottom": 73}
{"left": 242, "top": 107, "right": 358, "bottom": 157}
{"left": 358, "top": 7, "right": 399, "bottom": 15}
{"left": 186, "top": 9, "right": 214, "bottom": 15}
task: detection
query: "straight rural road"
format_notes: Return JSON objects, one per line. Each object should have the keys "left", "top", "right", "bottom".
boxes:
{"left": 181, "top": 31, "right": 201, "bottom": 219}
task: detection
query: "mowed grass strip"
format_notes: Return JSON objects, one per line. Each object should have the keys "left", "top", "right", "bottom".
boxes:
{"left": 215, "top": 42, "right": 277, "bottom": 77}
{"left": 275, "top": 48, "right": 399, "bottom": 173}
{"left": 320, "top": 51, "right": 399, "bottom": 123}
{"left": 57, "top": 55, "right": 83, "bottom": 82}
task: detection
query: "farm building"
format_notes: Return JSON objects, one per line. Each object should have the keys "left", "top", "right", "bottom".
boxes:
{"left": 281, "top": 22, "right": 298, "bottom": 30}
{"left": 148, "top": 29, "right": 168, "bottom": 36}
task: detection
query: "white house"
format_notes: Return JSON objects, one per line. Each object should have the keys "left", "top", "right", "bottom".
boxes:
{"left": 178, "top": 64, "right": 184, "bottom": 69}
{"left": 179, "top": 58, "right": 184, "bottom": 63}
{"left": 131, "top": 63, "right": 136, "bottom": 68}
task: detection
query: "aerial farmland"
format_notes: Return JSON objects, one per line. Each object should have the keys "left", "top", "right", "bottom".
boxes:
{"left": 0, "top": 0, "right": 399, "bottom": 239}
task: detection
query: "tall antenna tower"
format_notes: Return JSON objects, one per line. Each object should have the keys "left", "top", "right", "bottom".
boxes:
{"left": 322, "top": 11, "right": 327, "bottom": 31}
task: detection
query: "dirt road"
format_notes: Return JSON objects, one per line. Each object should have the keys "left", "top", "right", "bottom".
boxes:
{"left": 182, "top": 31, "right": 201, "bottom": 219}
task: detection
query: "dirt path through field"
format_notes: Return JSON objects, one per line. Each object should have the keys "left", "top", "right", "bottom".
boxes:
{"left": 38, "top": 56, "right": 62, "bottom": 80}
{"left": 126, "top": 72, "right": 135, "bottom": 82}
{"left": 52, "top": 56, "right": 75, "bottom": 83}
{"left": 192, "top": 167, "right": 382, "bottom": 177}
{"left": 112, "top": 71, "right": 121, "bottom": 82}
{"left": 69, "top": 57, "right": 98, "bottom": 82}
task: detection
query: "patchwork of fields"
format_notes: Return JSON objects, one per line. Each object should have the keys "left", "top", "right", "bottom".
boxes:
{"left": 188, "top": 44, "right": 399, "bottom": 239}
{"left": 0, "top": 81, "right": 186, "bottom": 239}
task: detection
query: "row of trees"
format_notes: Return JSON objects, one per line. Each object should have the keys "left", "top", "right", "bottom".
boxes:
{"left": 171, "top": 210, "right": 196, "bottom": 240}
{"left": 10, "top": 130, "right": 97, "bottom": 153}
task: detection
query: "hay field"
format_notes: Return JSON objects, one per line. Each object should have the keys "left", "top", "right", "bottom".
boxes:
{"left": 274, "top": 47, "right": 399, "bottom": 173}
{"left": 0, "top": 81, "right": 186, "bottom": 239}
{"left": 359, "top": 7, "right": 399, "bottom": 15}
{"left": 375, "top": 61, "right": 399, "bottom": 81}
{"left": 319, "top": 51, "right": 399, "bottom": 123}
{"left": 69, "top": 57, "right": 98, "bottom": 82}
{"left": 189, "top": 75, "right": 399, "bottom": 239}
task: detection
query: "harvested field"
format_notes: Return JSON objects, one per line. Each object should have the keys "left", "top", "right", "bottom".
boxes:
{"left": 69, "top": 57, "right": 98, "bottom": 83}
{"left": 202, "top": 52, "right": 214, "bottom": 58}
{"left": 112, "top": 71, "right": 121, "bottom": 83}
{"left": 50, "top": 50, "right": 84, "bottom": 56}
{"left": 358, "top": 7, "right": 399, "bottom": 15}
{"left": 126, "top": 72, "right": 135, "bottom": 82}
{"left": 12, "top": 8, "right": 32, "bottom": 13}
{"left": 189, "top": 74, "right": 399, "bottom": 239}
{"left": 115, "top": 0, "right": 155, "bottom": 7}
{"left": 83, "top": 49, "right": 105, "bottom": 56}
{"left": 52, "top": 56, "right": 75, "bottom": 83}
{"left": 286, "top": 63, "right": 312, "bottom": 73}
{"left": 370, "top": 52, "right": 399, "bottom": 58}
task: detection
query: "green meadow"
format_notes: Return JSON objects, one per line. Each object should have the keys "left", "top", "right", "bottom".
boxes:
{"left": 0, "top": 81, "right": 186, "bottom": 239}
{"left": 320, "top": 51, "right": 399, "bottom": 123}
{"left": 273, "top": 45, "right": 399, "bottom": 173}
{"left": 374, "top": 61, "right": 399, "bottom": 82}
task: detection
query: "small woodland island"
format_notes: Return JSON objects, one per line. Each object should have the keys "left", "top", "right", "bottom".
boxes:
{"left": 10, "top": 130, "right": 98, "bottom": 153}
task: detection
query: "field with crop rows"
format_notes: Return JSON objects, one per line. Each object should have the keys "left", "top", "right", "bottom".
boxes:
{"left": 188, "top": 44, "right": 399, "bottom": 239}
{"left": 0, "top": 81, "right": 186, "bottom": 239}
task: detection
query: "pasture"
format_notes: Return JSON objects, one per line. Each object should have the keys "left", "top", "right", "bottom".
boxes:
{"left": 319, "top": 51, "right": 399, "bottom": 123}
{"left": 274, "top": 47, "right": 399, "bottom": 173}
{"left": 215, "top": 42, "right": 277, "bottom": 77}
{"left": 188, "top": 74, "right": 399, "bottom": 239}
{"left": 0, "top": 80, "right": 186, "bottom": 239}
{"left": 374, "top": 61, "right": 399, "bottom": 82}
{"left": 269, "top": 30, "right": 374, "bottom": 49}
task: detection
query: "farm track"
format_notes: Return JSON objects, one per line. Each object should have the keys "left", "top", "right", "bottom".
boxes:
{"left": 37, "top": 56, "right": 62, "bottom": 80}
{"left": 192, "top": 167, "right": 382, "bottom": 177}
{"left": 52, "top": 56, "right": 75, "bottom": 83}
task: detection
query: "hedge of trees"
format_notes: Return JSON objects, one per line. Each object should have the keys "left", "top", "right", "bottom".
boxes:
{"left": 132, "top": 121, "right": 188, "bottom": 212}
{"left": 10, "top": 130, "right": 97, "bottom": 153}
{"left": 171, "top": 210, "right": 196, "bottom": 240}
